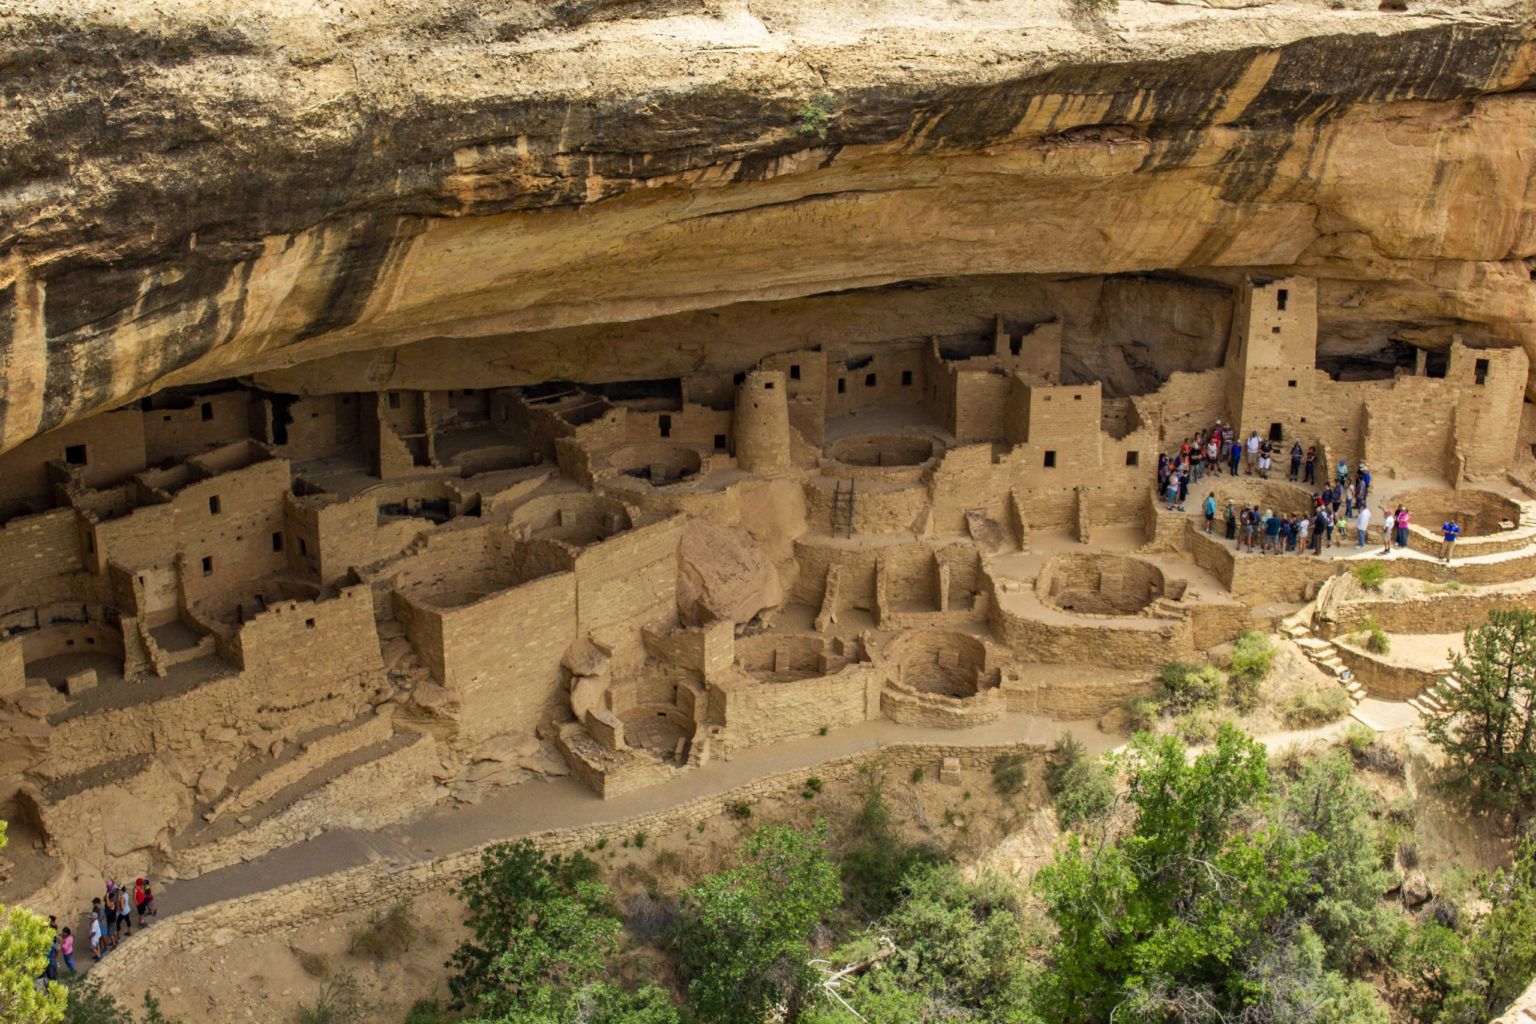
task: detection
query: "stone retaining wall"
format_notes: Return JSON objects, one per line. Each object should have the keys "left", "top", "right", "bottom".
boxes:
{"left": 1331, "top": 638, "right": 1446, "bottom": 701}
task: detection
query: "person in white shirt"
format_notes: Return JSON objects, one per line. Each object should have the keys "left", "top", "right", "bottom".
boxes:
{"left": 1245, "top": 432, "right": 1260, "bottom": 475}
{"left": 1356, "top": 505, "right": 1370, "bottom": 548}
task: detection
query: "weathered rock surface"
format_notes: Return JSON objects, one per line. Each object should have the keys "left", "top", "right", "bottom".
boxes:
{"left": 0, "top": 0, "right": 1533, "bottom": 449}
{"left": 677, "top": 518, "right": 784, "bottom": 626}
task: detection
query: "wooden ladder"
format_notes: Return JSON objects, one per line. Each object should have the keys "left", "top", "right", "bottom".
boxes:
{"left": 831, "top": 480, "right": 856, "bottom": 538}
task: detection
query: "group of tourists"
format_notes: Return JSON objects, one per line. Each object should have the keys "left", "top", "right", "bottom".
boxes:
{"left": 37, "top": 877, "right": 156, "bottom": 986}
{"left": 1160, "top": 420, "right": 1473, "bottom": 563}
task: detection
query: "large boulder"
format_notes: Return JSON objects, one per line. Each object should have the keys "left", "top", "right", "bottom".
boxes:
{"left": 676, "top": 520, "right": 784, "bottom": 627}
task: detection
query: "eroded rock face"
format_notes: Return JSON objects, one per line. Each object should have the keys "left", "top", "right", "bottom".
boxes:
{"left": 0, "top": 0, "right": 1533, "bottom": 450}
{"left": 677, "top": 519, "right": 784, "bottom": 627}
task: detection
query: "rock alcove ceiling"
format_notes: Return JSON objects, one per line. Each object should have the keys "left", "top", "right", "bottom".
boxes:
{"left": 0, "top": 0, "right": 1533, "bottom": 451}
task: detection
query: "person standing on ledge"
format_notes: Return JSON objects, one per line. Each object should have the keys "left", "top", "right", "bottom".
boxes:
{"left": 1395, "top": 505, "right": 1411, "bottom": 549}
{"left": 1304, "top": 445, "right": 1317, "bottom": 484}
{"left": 1380, "top": 505, "right": 1396, "bottom": 555}
{"left": 1245, "top": 431, "right": 1260, "bottom": 475}
{"left": 1229, "top": 437, "right": 1242, "bottom": 477}
{"left": 1441, "top": 519, "right": 1460, "bottom": 563}
{"left": 1355, "top": 503, "right": 1371, "bottom": 548}
{"left": 1203, "top": 492, "right": 1217, "bottom": 533}
{"left": 1288, "top": 441, "right": 1303, "bottom": 482}
{"left": 1258, "top": 437, "right": 1273, "bottom": 479}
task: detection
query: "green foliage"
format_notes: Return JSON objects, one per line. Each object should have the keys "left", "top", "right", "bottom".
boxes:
{"left": 1283, "top": 752, "right": 1402, "bottom": 969}
{"left": 1121, "top": 695, "right": 1162, "bottom": 732}
{"left": 447, "top": 839, "right": 618, "bottom": 1019}
{"left": 0, "top": 821, "right": 65, "bottom": 1024}
{"left": 842, "top": 767, "right": 942, "bottom": 918}
{"left": 1034, "top": 726, "right": 1316, "bottom": 1023}
{"left": 1044, "top": 735, "right": 1114, "bottom": 830}
{"left": 1403, "top": 833, "right": 1536, "bottom": 1024}
{"left": 793, "top": 94, "right": 834, "bottom": 139}
{"left": 349, "top": 899, "right": 415, "bottom": 958}
{"left": 1284, "top": 684, "right": 1351, "bottom": 727}
{"left": 991, "top": 752, "right": 1028, "bottom": 795}
{"left": 1352, "top": 561, "right": 1388, "bottom": 591}
{"left": 727, "top": 801, "right": 751, "bottom": 821}
{"left": 61, "top": 976, "right": 128, "bottom": 1024}
{"left": 1230, "top": 631, "right": 1276, "bottom": 682}
{"left": 1423, "top": 609, "right": 1536, "bottom": 815}
{"left": 909, "top": 764, "right": 925, "bottom": 783}
{"left": 1157, "top": 661, "right": 1228, "bottom": 714}
{"left": 676, "top": 822, "right": 841, "bottom": 1024}
{"left": 141, "top": 993, "right": 183, "bottom": 1024}
{"left": 402, "top": 998, "right": 450, "bottom": 1024}
{"left": 633, "top": 831, "right": 646, "bottom": 850}
{"left": 1360, "top": 616, "right": 1391, "bottom": 654}
{"left": 295, "top": 972, "right": 371, "bottom": 1024}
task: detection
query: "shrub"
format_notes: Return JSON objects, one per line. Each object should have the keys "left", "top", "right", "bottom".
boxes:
{"left": 1122, "top": 695, "right": 1162, "bottom": 732}
{"left": 1158, "top": 661, "right": 1228, "bottom": 713}
{"left": 294, "top": 948, "right": 330, "bottom": 978}
{"left": 1351, "top": 561, "right": 1387, "bottom": 592}
{"left": 62, "top": 976, "right": 129, "bottom": 1024}
{"left": 349, "top": 900, "right": 414, "bottom": 958}
{"left": 805, "top": 777, "right": 823, "bottom": 793}
{"left": 1230, "top": 631, "right": 1276, "bottom": 682}
{"left": 910, "top": 764, "right": 926, "bottom": 784}
{"left": 1044, "top": 735, "right": 1114, "bottom": 830}
{"left": 793, "top": 94, "right": 835, "bottom": 139}
{"left": 1360, "top": 616, "right": 1390, "bottom": 654}
{"left": 633, "top": 830, "right": 647, "bottom": 849}
{"left": 992, "top": 753, "right": 1028, "bottom": 795}
{"left": 402, "top": 999, "right": 450, "bottom": 1024}
{"left": 1344, "top": 722, "right": 1377, "bottom": 760}
{"left": 624, "top": 891, "right": 679, "bottom": 943}
{"left": 1176, "top": 709, "right": 1216, "bottom": 744}
{"left": 1284, "top": 685, "right": 1351, "bottom": 727}
{"left": 295, "top": 972, "right": 370, "bottom": 1024}
{"left": 727, "top": 801, "right": 751, "bottom": 821}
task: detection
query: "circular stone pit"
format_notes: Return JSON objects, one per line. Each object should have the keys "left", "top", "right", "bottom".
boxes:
{"left": 1392, "top": 487, "right": 1520, "bottom": 536}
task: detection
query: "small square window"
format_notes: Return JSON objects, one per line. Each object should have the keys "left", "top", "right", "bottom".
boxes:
{"left": 305, "top": 618, "right": 316, "bottom": 629}
{"left": 713, "top": 434, "right": 727, "bottom": 450}
{"left": 1044, "top": 395, "right": 1052, "bottom": 402}
{"left": 1073, "top": 394, "right": 1082, "bottom": 401}
{"left": 201, "top": 401, "right": 213, "bottom": 421}
{"left": 764, "top": 380, "right": 775, "bottom": 390}
{"left": 208, "top": 495, "right": 221, "bottom": 515}
{"left": 1475, "top": 358, "right": 1490, "bottom": 385}
{"left": 837, "top": 379, "right": 846, "bottom": 394}
{"left": 1044, "top": 451, "right": 1057, "bottom": 468}
{"left": 388, "top": 391, "right": 401, "bottom": 410}
{"left": 1271, "top": 326, "right": 1281, "bottom": 334}
{"left": 64, "top": 444, "right": 87, "bottom": 465}
{"left": 1288, "top": 380, "right": 1297, "bottom": 388}
{"left": 202, "top": 556, "right": 213, "bottom": 576}
{"left": 865, "top": 373, "right": 877, "bottom": 387}
{"left": 901, "top": 370, "right": 913, "bottom": 386}
{"left": 1125, "top": 451, "right": 1138, "bottom": 467}
{"left": 789, "top": 364, "right": 800, "bottom": 380}
{"left": 272, "top": 532, "right": 284, "bottom": 552}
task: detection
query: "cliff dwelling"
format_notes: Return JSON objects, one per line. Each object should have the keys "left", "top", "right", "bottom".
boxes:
{"left": 3, "top": 0, "right": 1536, "bottom": 1017}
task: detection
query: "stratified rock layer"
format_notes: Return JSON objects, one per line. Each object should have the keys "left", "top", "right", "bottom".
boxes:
{"left": 1, "top": 0, "right": 1534, "bottom": 450}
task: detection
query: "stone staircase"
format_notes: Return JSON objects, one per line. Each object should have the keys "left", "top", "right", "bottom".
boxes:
{"left": 1407, "top": 670, "right": 1465, "bottom": 718}
{"left": 1282, "top": 620, "right": 1367, "bottom": 708}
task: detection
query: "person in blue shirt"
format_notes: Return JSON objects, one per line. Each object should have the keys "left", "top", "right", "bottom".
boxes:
{"left": 1202, "top": 492, "right": 1217, "bottom": 533}
{"left": 1441, "top": 519, "right": 1461, "bottom": 563}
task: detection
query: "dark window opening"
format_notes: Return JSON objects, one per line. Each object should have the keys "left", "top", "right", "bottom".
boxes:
{"left": 789, "top": 364, "right": 800, "bottom": 380}
{"left": 1269, "top": 423, "right": 1283, "bottom": 442}
{"left": 463, "top": 389, "right": 474, "bottom": 396}
{"left": 763, "top": 381, "right": 775, "bottom": 390}
{"left": 1425, "top": 351, "right": 1449, "bottom": 379}
{"left": 1271, "top": 326, "right": 1281, "bottom": 335}
{"left": 1125, "top": 451, "right": 1139, "bottom": 467}
{"left": 298, "top": 538, "right": 309, "bottom": 556}
{"left": 1044, "top": 451, "right": 1057, "bottom": 468}
{"left": 209, "top": 495, "right": 221, "bottom": 515}
{"left": 201, "top": 401, "right": 214, "bottom": 421}
{"left": 865, "top": 373, "right": 877, "bottom": 387}
{"left": 305, "top": 618, "right": 316, "bottom": 629}
{"left": 388, "top": 391, "right": 401, "bottom": 410}
{"left": 85, "top": 534, "right": 95, "bottom": 554}
{"left": 901, "top": 370, "right": 913, "bottom": 387}
{"left": 64, "top": 444, "right": 87, "bottom": 465}
{"left": 202, "top": 556, "right": 213, "bottom": 576}
{"left": 713, "top": 434, "right": 727, "bottom": 451}
{"left": 1475, "top": 358, "right": 1490, "bottom": 386}
{"left": 1073, "top": 394, "right": 1082, "bottom": 401}
{"left": 1288, "top": 380, "right": 1297, "bottom": 388}
{"left": 1277, "top": 288, "right": 1289, "bottom": 311}
{"left": 1009, "top": 336, "right": 1022, "bottom": 356}
{"left": 837, "top": 378, "right": 846, "bottom": 394}
{"left": 733, "top": 372, "right": 747, "bottom": 386}
{"left": 658, "top": 414, "right": 672, "bottom": 438}
{"left": 272, "top": 532, "right": 284, "bottom": 552}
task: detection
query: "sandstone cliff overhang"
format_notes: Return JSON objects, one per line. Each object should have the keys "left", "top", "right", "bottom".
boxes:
{"left": 0, "top": 0, "right": 1533, "bottom": 451}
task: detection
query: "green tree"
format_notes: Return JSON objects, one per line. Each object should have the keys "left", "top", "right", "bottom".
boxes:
{"left": 1033, "top": 726, "right": 1312, "bottom": 1023}
{"left": 1282, "top": 752, "right": 1402, "bottom": 969}
{"left": 446, "top": 839, "right": 619, "bottom": 1019}
{"left": 0, "top": 821, "right": 65, "bottom": 1024}
{"left": 1404, "top": 832, "right": 1536, "bottom": 1024}
{"left": 676, "top": 822, "right": 840, "bottom": 1024}
{"left": 1044, "top": 735, "right": 1114, "bottom": 830}
{"left": 61, "top": 975, "right": 130, "bottom": 1024}
{"left": 1423, "top": 609, "right": 1536, "bottom": 815}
